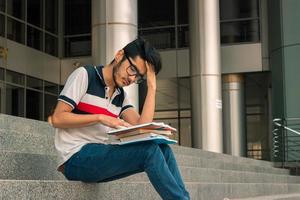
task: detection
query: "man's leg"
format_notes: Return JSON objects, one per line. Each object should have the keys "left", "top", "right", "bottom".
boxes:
{"left": 159, "top": 144, "right": 190, "bottom": 199}
{"left": 64, "top": 142, "right": 189, "bottom": 200}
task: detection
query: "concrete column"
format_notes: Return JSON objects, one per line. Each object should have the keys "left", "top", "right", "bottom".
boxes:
{"left": 222, "top": 74, "right": 246, "bottom": 157}
{"left": 92, "top": 0, "right": 139, "bottom": 109}
{"left": 189, "top": 0, "right": 223, "bottom": 152}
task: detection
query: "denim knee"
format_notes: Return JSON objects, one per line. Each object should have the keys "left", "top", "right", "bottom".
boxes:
{"left": 141, "top": 142, "right": 161, "bottom": 160}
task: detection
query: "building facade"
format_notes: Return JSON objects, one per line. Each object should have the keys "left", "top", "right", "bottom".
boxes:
{"left": 0, "top": 0, "right": 299, "bottom": 161}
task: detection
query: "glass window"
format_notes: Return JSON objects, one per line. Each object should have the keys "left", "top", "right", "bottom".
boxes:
{"left": 0, "top": 14, "right": 4, "bottom": 37}
{"left": 45, "top": 81, "right": 58, "bottom": 94}
{"left": 138, "top": 0, "right": 174, "bottom": 28}
{"left": 155, "top": 78, "right": 178, "bottom": 110}
{"left": 179, "top": 118, "right": 191, "bottom": 147}
{"left": 7, "top": 0, "right": 25, "bottom": 20}
{"left": 27, "top": 76, "right": 43, "bottom": 90}
{"left": 45, "top": 33, "right": 58, "bottom": 57}
{"left": 179, "top": 78, "right": 191, "bottom": 109}
{"left": 59, "top": 85, "right": 64, "bottom": 93}
{"left": 64, "top": 36, "right": 91, "bottom": 57}
{"left": 44, "top": 94, "right": 57, "bottom": 121}
{"left": 139, "top": 28, "right": 175, "bottom": 49}
{"left": 6, "top": 70, "right": 25, "bottom": 85}
{"left": 0, "top": 0, "right": 5, "bottom": 12}
{"left": 64, "top": 0, "right": 91, "bottom": 35}
{"left": 26, "top": 89, "right": 43, "bottom": 120}
{"left": 0, "top": 67, "right": 4, "bottom": 80}
{"left": 7, "top": 17, "right": 25, "bottom": 44}
{"left": 6, "top": 84, "right": 24, "bottom": 117}
{"left": 45, "top": 0, "right": 58, "bottom": 34}
{"left": 0, "top": 82, "right": 4, "bottom": 113}
{"left": 220, "top": 20, "right": 260, "bottom": 44}
{"left": 220, "top": 0, "right": 259, "bottom": 20}
{"left": 27, "top": 26, "right": 43, "bottom": 51}
{"left": 27, "top": 0, "right": 43, "bottom": 28}
{"left": 177, "top": 26, "right": 189, "bottom": 48}
{"left": 177, "top": 0, "right": 188, "bottom": 25}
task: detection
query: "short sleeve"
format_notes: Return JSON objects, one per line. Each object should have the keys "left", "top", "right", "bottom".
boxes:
{"left": 119, "top": 91, "right": 134, "bottom": 116}
{"left": 58, "top": 67, "right": 88, "bottom": 109}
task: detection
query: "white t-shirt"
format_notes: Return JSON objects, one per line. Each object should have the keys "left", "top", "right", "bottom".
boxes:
{"left": 55, "top": 65, "right": 133, "bottom": 166}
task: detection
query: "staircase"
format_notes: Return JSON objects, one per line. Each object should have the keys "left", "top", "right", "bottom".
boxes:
{"left": 1, "top": 113, "right": 300, "bottom": 200}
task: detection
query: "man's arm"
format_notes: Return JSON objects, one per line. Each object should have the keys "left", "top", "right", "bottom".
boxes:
{"left": 121, "top": 62, "right": 156, "bottom": 125}
{"left": 51, "top": 101, "right": 131, "bottom": 129}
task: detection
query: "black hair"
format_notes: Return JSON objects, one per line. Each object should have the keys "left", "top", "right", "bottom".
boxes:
{"left": 123, "top": 37, "right": 162, "bottom": 75}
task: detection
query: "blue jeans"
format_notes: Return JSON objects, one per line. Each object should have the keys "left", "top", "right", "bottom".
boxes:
{"left": 64, "top": 142, "right": 190, "bottom": 200}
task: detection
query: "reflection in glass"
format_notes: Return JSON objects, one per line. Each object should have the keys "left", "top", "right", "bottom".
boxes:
{"left": 139, "top": 28, "right": 175, "bottom": 49}
{"left": 0, "top": 68, "right": 4, "bottom": 80}
{"left": 45, "top": 0, "right": 58, "bottom": 34}
{"left": 45, "top": 34, "right": 58, "bottom": 57}
{"left": 177, "top": 0, "right": 188, "bottom": 25}
{"left": 0, "top": 0, "right": 5, "bottom": 12}
{"left": 27, "top": 26, "right": 43, "bottom": 50}
{"left": 220, "top": 0, "right": 259, "bottom": 20}
{"left": 180, "top": 118, "right": 191, "bottom": 147}
{"left": 64, "top": 36, "right": 91, "bottom": 57}
{"left": 177, "top": 26, "right": 189, "bottom": 48}
{"left": 7, "top": 17, "right": 25, "bottom": 44}
{"left": 0, "top": 14, "right": 4, "bottom": 37}
{"left": 6, "top": 70, "right": 25, "bottom": 85}
{"left": 221, "top": 20, "right": 260, "bottom": 44}
{"left": 26, "top": 89, "right": 43, "bottom": 120}
{"left": 27, "top": 76, "right": 43, "bottom": 90}
{"left": 44, "top": 94, "right": 57, "bottom": 121}
{"left": 7, "top": 0, "right": 25, "bottom": 20}
{"left": 0, "top": 82, "right": 4, "bottom": 113}
{"left": 155, "top": 78, "right": 178, "bottom": 110}
{"left": 27, "top": 0, "right": 43, "bottom": 27}
{"left": 179, "top": 78, "right": 191, "bottom": 109}
{"left": 138, "top": 0, "right": 174, "bottom": 28}
{"left": 6, "top": 84, "right": 24, "bottom": 117}
{"left": 45, "top": 81, "right": 58, "bottom": 94}
{"left": 64, "top": 0, "right": 91, "bottom": 35}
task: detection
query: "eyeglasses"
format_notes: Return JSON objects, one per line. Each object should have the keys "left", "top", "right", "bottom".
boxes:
{"left": 124, "top": 51, "right": 146, "bottom": 84}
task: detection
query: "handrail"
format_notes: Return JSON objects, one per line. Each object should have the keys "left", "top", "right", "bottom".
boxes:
{"left": 273, "top": 118, "right": 300, "bottom": 169}
{"left": 273, "top": 118, "right": 300, "bottom": 136}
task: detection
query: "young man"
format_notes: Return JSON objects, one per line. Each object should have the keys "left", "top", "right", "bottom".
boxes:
{"left": 51, "top": 38, "right": 190, "bottom": 200}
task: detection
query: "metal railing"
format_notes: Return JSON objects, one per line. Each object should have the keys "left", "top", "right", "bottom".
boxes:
{"left": 273, "top": 118, "right": 300, "bottom": 169}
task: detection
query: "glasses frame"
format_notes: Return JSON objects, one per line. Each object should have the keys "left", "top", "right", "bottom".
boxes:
{"left": 123, "top": 51, "right": 146, "bottom": 84}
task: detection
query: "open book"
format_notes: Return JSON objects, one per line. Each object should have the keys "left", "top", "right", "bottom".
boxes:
{"left": 108, "top": 122, "right": 177, "bottom": 145}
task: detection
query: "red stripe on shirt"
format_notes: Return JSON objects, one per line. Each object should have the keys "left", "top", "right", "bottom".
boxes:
{"left": 77, "top": 102, "right": 118, "bottom": 118}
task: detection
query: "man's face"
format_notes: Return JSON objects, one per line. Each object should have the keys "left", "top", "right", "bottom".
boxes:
{"left": 113, "top": 53, "right": 147, "bottom": 88}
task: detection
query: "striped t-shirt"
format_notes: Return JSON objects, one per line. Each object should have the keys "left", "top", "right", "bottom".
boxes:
{"left": 55, "top": 65, "right": 133, "bottom": 166}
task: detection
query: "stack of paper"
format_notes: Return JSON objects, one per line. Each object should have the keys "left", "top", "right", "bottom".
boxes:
{"left": 108, "top": 122, "right": 177, "bottom": 145}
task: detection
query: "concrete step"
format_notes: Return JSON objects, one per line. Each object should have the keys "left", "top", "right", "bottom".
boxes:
{"left": 1, "top": 180, "right": 300, "bottom": 200}
{"left": 0, "top": 114, "right": 273, "bottom": 168}
{"left": 0, "top": 114, "right": 53, "bottom": 136}
{"left": 0, "top": 151, "right": 63, "bottom": 180}
{"left": 175, "top": 154, "right": 289, "bottom": 175}
{"left": 117, "top": 167, "right": 300, "bottom": 184}
{"left": 172, "top": 145, "right": 274, "bottom": 168}
{"left": 0, "top": 128, "right": 281, "bottom": 174}
{"left": 0, "top": 129, "right": 56, "bottom": 155}
{"left": 0, "top": 180, "right": 198, "bottom": 200}
{"left": 0, "top": 151, "right": 289, "bottom": 181}
{"left": 231, "top": 193, "right": 300, "bottom": 200}
{"left": 0, "top": 151, "right": 298, "bottom": 184}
